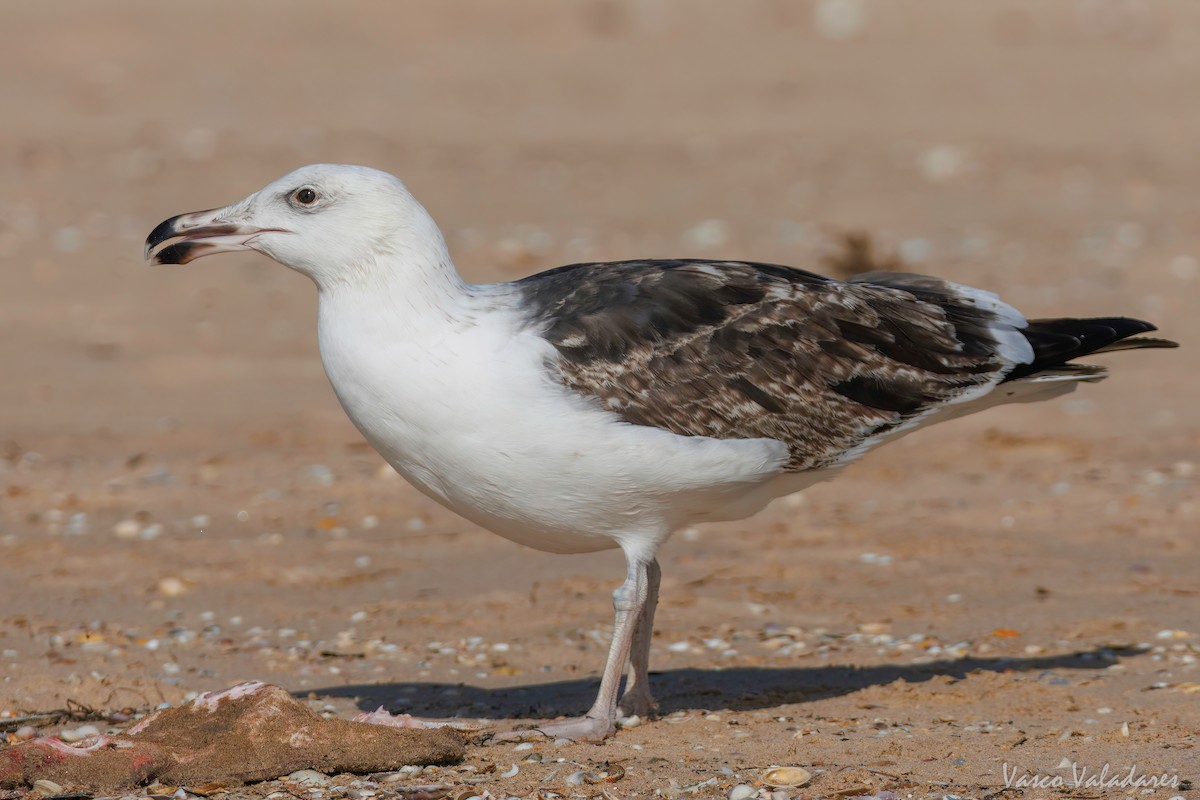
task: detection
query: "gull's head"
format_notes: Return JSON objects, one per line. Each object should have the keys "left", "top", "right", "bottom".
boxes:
{"left": 145, "top": 164, "right": 449, "bottom": 287}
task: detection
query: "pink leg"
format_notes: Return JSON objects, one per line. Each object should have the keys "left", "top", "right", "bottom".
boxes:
{"left": 494, "top": 556, "right": 654, "bottom": 742}
{"left": 618, "top": 558, "right": 660, "bottom": 718}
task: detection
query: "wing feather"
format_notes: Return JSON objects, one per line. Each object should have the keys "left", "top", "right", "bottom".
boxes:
{"left": 517, "top": 260, "right": 1019, "bottom": 471}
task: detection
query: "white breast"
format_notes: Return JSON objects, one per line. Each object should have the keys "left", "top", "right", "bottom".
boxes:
{"left": 315, "top": 288, "right": 791, "bottom": 556}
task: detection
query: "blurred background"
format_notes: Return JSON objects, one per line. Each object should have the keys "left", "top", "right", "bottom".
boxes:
{"left": 0, "top": 0, "right": 1196, "bottom": 785}
{"left": 2, "top": 1, "right": 1197, "bottom": 439}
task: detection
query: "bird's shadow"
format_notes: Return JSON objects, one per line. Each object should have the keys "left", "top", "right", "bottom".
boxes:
{"left": 307, "top": 646, "right": 1142, "bottom": 720}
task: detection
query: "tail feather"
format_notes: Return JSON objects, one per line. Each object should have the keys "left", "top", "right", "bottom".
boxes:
{"left": 1092, "top": 336, "right": 1179, "bottom": 354}
{"left": 1005, "top": 317, "right": 1178, "bottom": 382}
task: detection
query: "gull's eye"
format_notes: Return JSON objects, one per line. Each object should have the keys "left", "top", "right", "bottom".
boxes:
{"left": 293, "top": 187, "right": 318, "bottom": 206}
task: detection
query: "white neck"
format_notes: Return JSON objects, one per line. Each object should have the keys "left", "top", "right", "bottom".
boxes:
{"left": 314, "top": 227, "right": 477, "bottom": 340}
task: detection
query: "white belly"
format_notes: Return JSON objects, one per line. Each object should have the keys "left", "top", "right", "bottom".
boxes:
{"left": 317, "top": 299, "right": 791, "bottom": 556}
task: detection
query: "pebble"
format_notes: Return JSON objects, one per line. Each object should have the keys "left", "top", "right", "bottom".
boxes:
{"left": 141, "top": 467, "right": 176, "bottom": 486}
{"left": 113, "top": 519, "right": 141, "bottom": 539}
{"left": 1156, "top": 629, "right": 1190, "bottom": 640}
{"left": 157, "top": 577, "right": 188, "bottom": 597}
{"left": 66, "top": 512, "right": 88, "bottom": 536}
{"left": 513, "top": 742, "right": 534, "bottom": 751}
{"left": 919, "top": 144, "right": 969, "bottom": 183}
{"left": 14, "top": 725, "right": 37, "bottom": 740}
{"left": 306, "top": 464, "right": 335, "bottom": 486}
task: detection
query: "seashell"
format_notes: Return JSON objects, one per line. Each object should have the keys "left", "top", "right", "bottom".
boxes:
{"left": 727, "top": 784, "right": 757, "bottom": 800}
{"left": 761, "top": 766, "right": 811, "bottom": 788}
{"left": 500, "top": 764, "right": 520, "bottom": 778}
{"left": 286, "top": 770, "right": 329, "bottom": 786}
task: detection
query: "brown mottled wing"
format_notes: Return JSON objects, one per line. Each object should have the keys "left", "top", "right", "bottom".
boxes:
{"left": 517, "top": 260, "right": 1012, "bottom": 471}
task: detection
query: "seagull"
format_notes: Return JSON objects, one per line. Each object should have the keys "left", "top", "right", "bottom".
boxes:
{"left": 146, "top": 164, "right": 1177, "bottom": 741}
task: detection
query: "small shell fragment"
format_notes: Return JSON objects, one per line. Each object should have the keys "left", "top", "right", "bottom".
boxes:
{"left": 566, "top": 764, "right": 625, "bottom": 785}
{"left": 662, "top": 778, "right": 717, "bottom": 798}
{"left": 761, "top": 766, "right": 812, "bottom": 788}
{"left": 500, "top": 764, "right": 520, "bottom": 778}
{"left": 598, "top": 764, "right": 625, "bottom": 783}
{"left": 33, "top": 780, "right": 65, "bottom": 795}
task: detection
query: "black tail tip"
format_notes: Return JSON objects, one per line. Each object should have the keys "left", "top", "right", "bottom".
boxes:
{"left": 1007, "top": 316, "right": 1177, "bottom": 381}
